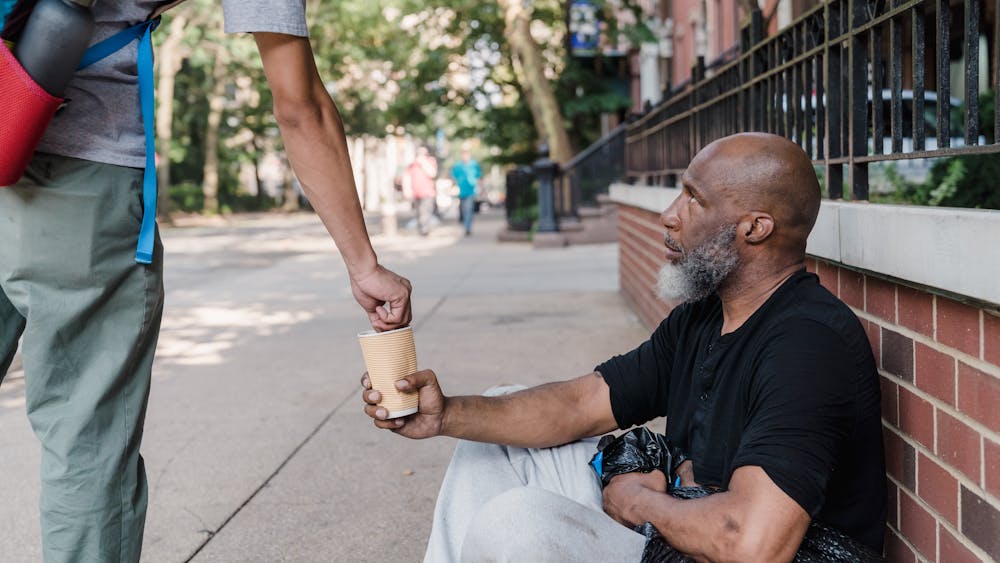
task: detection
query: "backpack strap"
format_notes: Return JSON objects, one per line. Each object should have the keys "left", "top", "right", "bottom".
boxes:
{"left": 78, "top": 17, "right": 161, "bottom": 264}
{"left": 150, "top": 0, "right": 187, "bottom": 19}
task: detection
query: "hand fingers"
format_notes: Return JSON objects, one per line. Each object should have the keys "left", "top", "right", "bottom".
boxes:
{"left": 360, "top": 372, "right": 371, "bottom": 389}
{"left": 395, "top": 369, "right": 437, "bottom": 392}
{"left": 362, "top": 388, "right": 380, "bottom": 405}
{"left": 364, "top": 403, "right": 405, "bottom": 429}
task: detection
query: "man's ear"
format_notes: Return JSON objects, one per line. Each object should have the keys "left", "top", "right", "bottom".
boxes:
{"left": 740, "top": 213, "right": 775, "bottom": 244}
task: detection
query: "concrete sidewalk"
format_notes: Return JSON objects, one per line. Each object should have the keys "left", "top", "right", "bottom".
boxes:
{"left": 0, "top": 209, "right": 650, "bottom": 562}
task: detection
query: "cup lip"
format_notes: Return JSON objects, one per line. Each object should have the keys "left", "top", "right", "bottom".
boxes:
{"left": 357, "top": 325, "right": 413, "bottom": 338}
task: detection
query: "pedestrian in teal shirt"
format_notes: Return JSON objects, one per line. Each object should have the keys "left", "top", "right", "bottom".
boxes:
{"left": 451, "top": 147, "right": 482, "bottom": 236}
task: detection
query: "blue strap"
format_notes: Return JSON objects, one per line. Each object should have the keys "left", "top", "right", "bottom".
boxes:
{"left": 79, "top": 18, "right": 161, "bottom": 264}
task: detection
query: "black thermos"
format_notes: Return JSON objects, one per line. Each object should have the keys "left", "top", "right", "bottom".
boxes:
{"left": 13, "top": 0, "right": 95, "bottom": 97}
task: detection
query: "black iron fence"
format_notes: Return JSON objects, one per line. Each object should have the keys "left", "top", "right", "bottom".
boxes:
{"left": 555, "top": 124, "right": 628, "bottom": 219}
{"left": 505, "top": 128, "right": 627, "bottom": 231}
{"left": 505, "top": 166, "right": 537, "bottom": 231}
{"left": 626, "top": 2, "right": 1000, "bottom": 201}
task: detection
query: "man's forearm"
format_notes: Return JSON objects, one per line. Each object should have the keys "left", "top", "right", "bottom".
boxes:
{"left": 255, "top": 32, "right": 378, "bottom": 278}
{"left": 440, "top": 374, "right": 616, "bottom": 449}
{"left": 276, "top": 97, "right": 377, "bottom": 278}
{"left": 626, "top": 469, "right": 806, "bottom": 562}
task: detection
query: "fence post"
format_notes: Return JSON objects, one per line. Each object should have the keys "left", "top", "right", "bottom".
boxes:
{"left": 848, "top": 0, "right": 869, "bottom": 201}
{"left": 533, "top": 144, "right": 559, "bottom": 233}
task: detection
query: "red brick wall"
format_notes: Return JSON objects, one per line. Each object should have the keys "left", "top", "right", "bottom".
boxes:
{"left": 616, "top": 203, "right": 1000, "bottom": 561}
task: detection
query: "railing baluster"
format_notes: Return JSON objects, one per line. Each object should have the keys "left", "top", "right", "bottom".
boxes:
{"left": 751, "top": 10, "right": 764, "bottom": 131}
{"left": 872, "top": 21, "right": 886, "bottom": 155}
{"left": 890, "top": 6, "right": 904, "bottom": 153}
{"left": 912, "top": 5, "right": 926, "bottom": 151}
{"left": 936, "top": 0, "right": 951, "bottom": 148}
{"left": 964, "top": 0, "right": 980, "bottom": 145}
{"left": 793, "top": 26, "right": 804, "bottom": 145}
{"left": 850, "top": 0, "right": 870, "bottom": 200}
{"left": 826, "top": 0, "right": 844, "bottom": 199}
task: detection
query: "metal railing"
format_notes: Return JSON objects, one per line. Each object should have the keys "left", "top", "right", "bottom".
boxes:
{"left": 625, "top": 2, "right": 1000, "bottom": 201}
{"left": 555, "top": 124, "right": 628, "bottom": 219}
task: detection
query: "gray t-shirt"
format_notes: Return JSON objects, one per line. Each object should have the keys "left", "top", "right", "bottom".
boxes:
{"left": 36, "top": 0, "right": 307, "bottom": 168}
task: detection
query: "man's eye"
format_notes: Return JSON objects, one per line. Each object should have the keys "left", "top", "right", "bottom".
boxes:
{"left": 689, "top": 195, "right": 698, "bottom": 204}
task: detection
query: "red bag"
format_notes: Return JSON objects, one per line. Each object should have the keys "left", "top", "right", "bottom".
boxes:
{"left": 0, "top": 40, "right": 62, "bottom": 186}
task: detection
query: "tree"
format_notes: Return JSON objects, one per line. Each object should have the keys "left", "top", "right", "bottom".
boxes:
{"left": 497, "top": 0, "right": 573, "bottom": 164}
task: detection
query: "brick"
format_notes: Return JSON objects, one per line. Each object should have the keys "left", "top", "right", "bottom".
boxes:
{"left": 898, "top": 285, "right": 935, "bottom": 338}
{"left": 885, "top": 427, "right": 917, "bottom": 492}
{"left": 866, "top": 276, "right": 897, "bottom": 324}
{"left": 885, "top": 527, "right": 916, "bottom": 563}
{"left": 936, "top": 297, "right": 981, "bottom": 358}
{"left": 985, "top": 312, "right": 1000, "bottom": 366}
{"left": 938, "top": 524, "right": 981, "bottom": 563}
{"left": 619, "top": 211, "right": 665, "bottom": 245}
{"left": 815, "top": 260, "right": 839, "bottom": 296}
{"left": 866, "top": 321, "right": 882, "bottom": 369}
{"left": 840, "top": 268, "right": 865, "bottom": 310}
{"left": 936, "top": 410, "right": 982, "bottom": 483}
{"left": 957, "top": 362, "right": 1000, "bottom": 434}
{"left": 917, "top": 452, "right": 959, "bottom": 525}
{"left": 881, "top": 375, "right": 899, "bottom": 426}
{"left": 888, "top": 481, "right": 899, "bottom": 528}
{"left": 987, "top": 439, "right": 1000, "bottom": 499}
{"left": 899, "top": 490, "right": 937, "bottom": 559}
{"left": 898, "top": 387, "right": 935, "bottom": 450}
{"left": 960, "top": 485, "right": 1000, "bottom": 557}
{"left": 914, "top": 343, "right": 956, "bottom": 406}
{"left": 883, "top": 329, "right": 914, "bottom": 382}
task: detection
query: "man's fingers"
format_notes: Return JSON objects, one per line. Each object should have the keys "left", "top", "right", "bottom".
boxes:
{"left": 365, "top": 404, "right": 406, "bottom": 429}
{"left": 360, "top": 372, "right": 372, "bottom": 389}
{"left": 362, "top": 388, "right": 380, "bottom": 405}
{"left": 397, "top": 369, "right": 437, "bottom": 392}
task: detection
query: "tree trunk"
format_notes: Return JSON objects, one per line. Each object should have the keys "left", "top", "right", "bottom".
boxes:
{"left": 497, "top": 0, "right": 573, "bottom": 164}
{"left": 201, "top": 52, "right": 226, "bottom": 214}
{"left": 154, "top": 10, "right": 189, "bottom": 224}
{"left": 281, "top": 160, "right": 300, "bottom": 211}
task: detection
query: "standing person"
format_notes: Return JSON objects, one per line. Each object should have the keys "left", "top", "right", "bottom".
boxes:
{"left": 406, "top": 146, "right": 438, "bottom": 236}
{"left": 363, "top": 133, "right": 886, "bottom": 562}
{"left": 450, "top": 146, "right": 481, "bottom": 236}
{"left": 0, "top": 1, "right": 412, "bottom": 561}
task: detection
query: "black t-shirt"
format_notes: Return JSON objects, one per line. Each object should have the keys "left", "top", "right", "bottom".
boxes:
{"left": 596, "top": 270, "right": 886, "bottom": 552}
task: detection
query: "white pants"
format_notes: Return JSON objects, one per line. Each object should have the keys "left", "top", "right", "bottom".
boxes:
{"left": 423, "top": 387, "right": 647, "bottom": 563}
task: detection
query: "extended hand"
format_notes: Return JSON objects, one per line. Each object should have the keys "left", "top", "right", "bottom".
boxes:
{"left": 362, "top": 369, "right": 445, "bottom": 439}
{"left": 602, "top": 470, "right": 668, "bottom": 528}
{"left": 351, "top": 264, "right": 412, "bottom": 331}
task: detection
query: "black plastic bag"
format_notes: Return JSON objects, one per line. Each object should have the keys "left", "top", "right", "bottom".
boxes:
{"left": 589, "top": 427, "right": 685, "bottom": 488}
{"left": 590, "top": 429, "right": 884, "bottom": 563}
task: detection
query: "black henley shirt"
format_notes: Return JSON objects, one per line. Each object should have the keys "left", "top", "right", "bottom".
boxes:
{"left": 596, "top": 270, "right": 887, "bottom": 552}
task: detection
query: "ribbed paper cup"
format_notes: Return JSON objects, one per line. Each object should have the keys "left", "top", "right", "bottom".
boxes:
{"left": 358, "top": 326, "right": 419, "bottom": 418}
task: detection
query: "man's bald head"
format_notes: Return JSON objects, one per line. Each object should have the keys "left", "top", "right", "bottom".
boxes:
{"left": 687, "top": 132, "right": 821, "bottom": 245}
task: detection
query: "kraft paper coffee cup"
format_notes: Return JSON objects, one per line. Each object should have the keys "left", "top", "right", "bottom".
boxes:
{"left": 358, "top": 326, "right": 419, "bottom": 418}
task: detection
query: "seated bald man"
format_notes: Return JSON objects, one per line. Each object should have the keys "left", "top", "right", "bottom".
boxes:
{"left": 363, "top": 132, "right": 886, "bottom": 562}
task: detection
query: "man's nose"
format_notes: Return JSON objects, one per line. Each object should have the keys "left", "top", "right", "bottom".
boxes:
{"left": 660, "top": 199, "right": 680, "bottom": 230}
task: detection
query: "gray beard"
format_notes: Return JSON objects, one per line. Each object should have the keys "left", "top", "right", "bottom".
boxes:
{"left": 656, "top": 225, "right": 739, "bottom": 303}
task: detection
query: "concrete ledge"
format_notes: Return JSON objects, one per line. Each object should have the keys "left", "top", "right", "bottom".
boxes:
{"left": 496, "top": 228, "right": 532, "bottom": 243}
{"left": 610, "top": 183, "right": 1000, "bottom": 306}
{"left": 533, "top": 232, "right": 568, "bottom": 248}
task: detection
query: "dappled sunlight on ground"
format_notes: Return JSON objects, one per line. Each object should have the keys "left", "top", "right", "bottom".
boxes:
{"left": 157, "top": 305, "right": 317, "bottom": 368}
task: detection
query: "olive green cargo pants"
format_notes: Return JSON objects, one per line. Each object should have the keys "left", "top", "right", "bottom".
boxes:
{"left": 0, "top": 153, "right": 164, "bottom": 562}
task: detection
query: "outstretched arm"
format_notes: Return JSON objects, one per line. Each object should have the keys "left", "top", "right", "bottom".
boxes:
{"left": 253, "top": 32, "right": 411, "bottom": 330}
{"left": 363, "top": 370, "right": 619, "bottom": 448}
{"left": 603, "top": 465, "right": 810, "bottom": 562}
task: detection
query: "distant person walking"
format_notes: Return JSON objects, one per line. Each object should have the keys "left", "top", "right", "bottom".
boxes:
{"left": 451, "top": 147, "right": 481, "bottom": 236}
{"left": 405, "top": 146, "right": 438, "bottom": 236}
